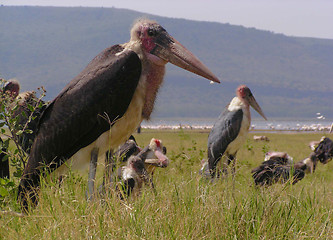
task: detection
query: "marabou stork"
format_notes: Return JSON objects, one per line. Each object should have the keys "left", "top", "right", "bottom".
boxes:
{"left": 264, "top": 151, "right": 293, "bottom": 163}
{"left": 102, "top": 138, "right": 169, "bottom": 198}
{"left": 2, "top": 79, "right": 48, "bottom": 153}
{"left": 106, "top": 135, "right": 141, "bottom": 168}
{"left": 199, "top": 159, "right": 209, "bottom": 176}
{"left": 105, "top": 136, "right": 168, "bottom": 170}
{"left": 252, "top": 152, "right": 317, "bottom": 186}
{"left": 207, "top": 85, "right": 266, "bottom": 178}
{"left": 134, "top": 138, "right": 169, "bottom": 190}
{"left": 314, "top": 137, "right": 333, "bottom": 164}
{"left": 115, "top": 155, "right": 149, "bottom": 200}
{"left": 103, "top": 135, "right": 141, "bottom": 189}
{"left": 18, "top": 18, "right": 220, "bottom": 211}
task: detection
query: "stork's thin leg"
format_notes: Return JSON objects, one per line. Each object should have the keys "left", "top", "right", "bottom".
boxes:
{"left": 227, "top": 154, "right": 236, "bottom": 193}
{"left": 103, "top": 149, "right": 114, "bottom": 193}
{"left": 208, "top": 152, "right": 221, "bottom": 179}
{"left": 149, "top": 173, "right": 157, "bottom": 195}
{"left": 88, "top": 147, "right": 99, "bottom": 200}
{"left": 228, "top": 154, "right": 236, "bottom": 179}
{"left": 222, "top": 157, "right": 229, "bottom": 178}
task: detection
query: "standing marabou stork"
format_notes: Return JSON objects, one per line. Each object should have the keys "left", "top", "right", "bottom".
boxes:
{"left": 17, "top": 18, "right": 220, "bottom": 212}
{"left": 207, "top": 85, "right": 266, "bottom": 178}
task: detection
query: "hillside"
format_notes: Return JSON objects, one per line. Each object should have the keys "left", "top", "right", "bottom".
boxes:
{"left": 1, "top": 6, "right": 332, "bottom": 118}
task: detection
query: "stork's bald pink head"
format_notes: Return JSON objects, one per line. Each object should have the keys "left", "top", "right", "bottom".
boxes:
{"left": 144, "top": 138, "right": 169, "bottom": 168}
{"left": 130, "top": 19, "right": 220, "bottom": 83}
{"left": 236, "top": 85, "right": 267, "bottom": 120}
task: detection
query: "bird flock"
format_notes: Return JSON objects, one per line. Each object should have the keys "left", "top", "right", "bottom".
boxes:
{"left": 251, "top": 137, "right": 333, "bottom": 186}
{"left": 0, "top": 18, "right": 332, "bottom": 214}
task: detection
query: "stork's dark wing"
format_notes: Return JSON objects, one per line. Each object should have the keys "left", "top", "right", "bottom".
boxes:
{"left": 207, "top": 108, "right": 243, "bottom": 162}
{"left": 314, "top": 137, "right": 333, "bottom": 164}
{"left": 24, "top": 45, "right": 142, "bottom": 175}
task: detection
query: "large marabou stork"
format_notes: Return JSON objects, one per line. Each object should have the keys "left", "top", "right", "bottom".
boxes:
{"left": 17, "top": 18, "right": 220, "bottom": 211}
{"left": 207, "top": 85, "right": 266, "bottom": 178}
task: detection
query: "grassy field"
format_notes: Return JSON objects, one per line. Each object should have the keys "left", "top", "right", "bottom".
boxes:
{"left": 1, "top": 130, "right": 333, "bottom": 239}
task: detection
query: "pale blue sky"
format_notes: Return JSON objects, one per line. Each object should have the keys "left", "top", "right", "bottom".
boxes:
{"left": 3, "top": 0, "right": 333, "bottom": 39}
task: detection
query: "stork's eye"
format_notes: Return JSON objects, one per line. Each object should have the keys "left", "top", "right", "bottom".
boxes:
{"left": 147, "top": 28, "right": 157, "bottom": 37}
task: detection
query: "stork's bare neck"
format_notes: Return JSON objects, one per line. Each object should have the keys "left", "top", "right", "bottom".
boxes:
{"left": 122, "top": 41, "right": 166, "bottom": 120}
{"left": 228, "top": 97, "right": 251, "bottom": 122}
{"left": 121, "top": 18, "right": 222, "bottom": 119}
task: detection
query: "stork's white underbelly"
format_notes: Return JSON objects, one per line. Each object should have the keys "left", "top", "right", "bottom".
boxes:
{"left": 225, "top": 113, "right": 250, "bottom": 156}
{"left": 55, "top": 79, "right": 145, "bottom": 177}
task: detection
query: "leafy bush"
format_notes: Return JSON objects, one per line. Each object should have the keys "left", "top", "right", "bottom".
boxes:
{"left": 0, "top": 78, "right": 47, "bottom": 205}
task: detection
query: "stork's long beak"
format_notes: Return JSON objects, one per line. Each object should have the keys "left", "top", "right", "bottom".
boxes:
{"left": 248, "top": 95, "right": 267, "bottom": 120}
{"left": 151, "top": 32, "right": 220, "bottom": 83}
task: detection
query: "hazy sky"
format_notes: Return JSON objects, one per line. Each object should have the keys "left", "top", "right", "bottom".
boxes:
{"left": 3, "top": 0, "right": 333, "bottom": 39}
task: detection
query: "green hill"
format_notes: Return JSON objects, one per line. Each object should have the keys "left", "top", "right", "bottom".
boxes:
{"left": 1, "top": 6, "right": 332, "bottom": 118}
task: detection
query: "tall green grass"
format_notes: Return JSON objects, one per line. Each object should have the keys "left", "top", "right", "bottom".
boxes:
{"left": 1, "top": 130, "right": 332, "bottom": 239}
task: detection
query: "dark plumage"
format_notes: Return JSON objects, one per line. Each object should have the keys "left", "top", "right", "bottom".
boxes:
{"left": 105, "top": 135, "right": 141, "bottom": 172}
{"left": 314, "top": 137, "right": 333, "bottom": 164}
{"left": 207, "top": 85, "right": 266, "bottom": 178}
{"left": 252, "top": 152, "right": 317, "bottom": 186}
{"left": 17, "top": 19, "right": 219, "bottom": 212}
{"left": 115, "top": 155, "right": 148, "bottom": 200}
{"left": 103, "top": 135, "right": 141, "bottom": 190}
{"left": 103, "top": 138, "right": 169, "bottom": 195}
